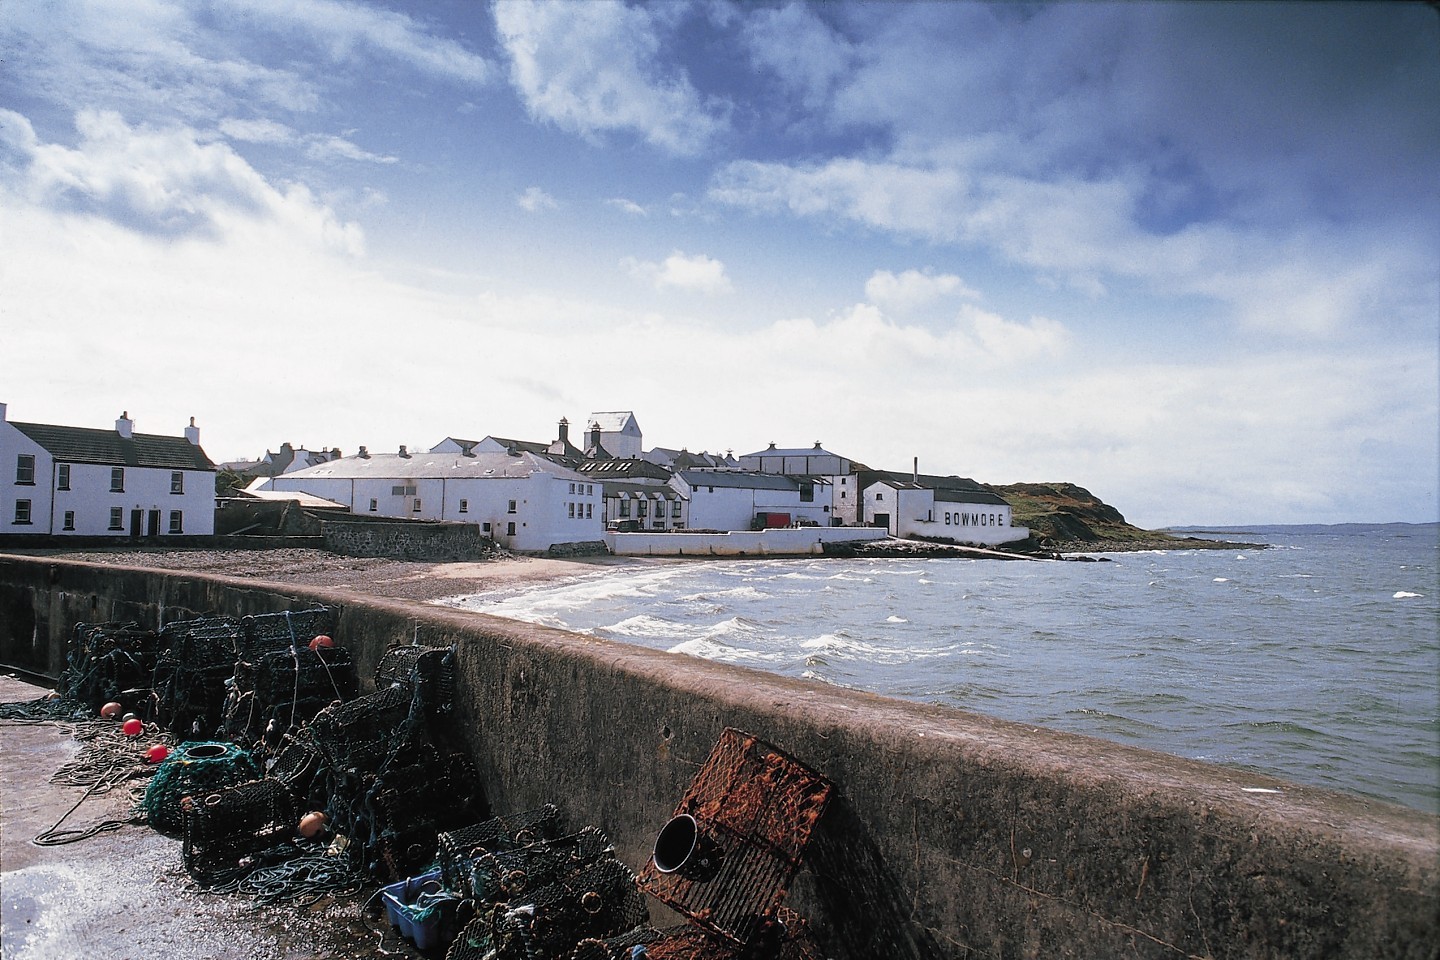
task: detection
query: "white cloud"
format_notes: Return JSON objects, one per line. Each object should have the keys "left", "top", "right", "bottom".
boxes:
{"left": 2, "top": 108, "right": 363, "bottom": 254}
{"left": 493, "top": 0, "right": 727, "bottom": 155}
{"left": 864, "top": 269, "right": 979, "bottom": 314}
{"left": 303, "top": 134, "right": 398, "bottom": 165}
{"left": 517, "top": 186, "right": 558, "bottom": 212}
{"left": 961, "top": 304, "right": 1069, "bottom": 363}
{"left": 740, "top": 3, "right": 851, "bottom": 112}
{"left": 606, "top": 197, "right": 647, "bottom": 217}
{"left": 622, "top": 251, "right": 733, "bottom": 295}
{"left": 218, "top": 117, "right": 296, "bottom": 144}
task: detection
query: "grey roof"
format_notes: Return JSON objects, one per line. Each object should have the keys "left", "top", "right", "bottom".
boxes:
{"left": 276, "top": 450, "right": 587, "bottom": 482}
{"left": 741, "top": 443, "right": 845, "bottom": 459}
{"left": 11, "top": 421, "right": 214, "bottom": 471}
{"left": 576, "top": 458, "right": 672, "bottom": 481}
{"left": 604, "top": 481, "right": 678, "bottom": 499}
{"left": 934, "top": 487, "right": 1010, "bottom": 506}
{"left": 587, "top": 411, "right": 640, "bottom": 433}
{"left": 675, "top": 470, "right": 798, "bottom": 491}
{"left": 483, "top": 436, "right": 550, "bottom": 455}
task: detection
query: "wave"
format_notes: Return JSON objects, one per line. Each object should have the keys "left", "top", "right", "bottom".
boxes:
{"left": 1393, "top": 591, "right": 1423, "bottom": 599}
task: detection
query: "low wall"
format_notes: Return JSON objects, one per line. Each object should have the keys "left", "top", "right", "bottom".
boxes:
{"left": 319, "top": 518, "right": 494, "bottom": 562}
{"left": 0, "top": 553, "right": 1435, "bottom": 958}
{"left": 606, "top": 526, "right": 890, "bottom": 556}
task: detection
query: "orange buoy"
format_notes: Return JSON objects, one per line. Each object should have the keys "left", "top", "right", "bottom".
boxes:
{"left": 298, "top": 811, "right": 328, "bottom": 839}
{"left": 100, "top": 701, "right": 123, "bottom": 719}
{"left": 309, "top": 635, "right": 334, "bottom": 651}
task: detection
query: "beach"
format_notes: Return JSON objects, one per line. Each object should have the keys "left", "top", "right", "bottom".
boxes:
{"left": 14, "top": 547, "right": 642, "bottom": 602}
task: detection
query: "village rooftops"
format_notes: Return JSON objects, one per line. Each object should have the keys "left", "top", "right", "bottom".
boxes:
{"left": 8, "top": 421, "right": 214, "bottom": 471}
{"left": 277, "top": 449, "right": 589, "bottom": 483}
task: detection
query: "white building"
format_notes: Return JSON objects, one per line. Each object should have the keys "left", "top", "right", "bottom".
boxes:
{"left": 1, "top": 404, "right": 216, "bottom": 537}
{"left": 670, "top": 470, "right": 831, "bottom": 531}
{"left": 262, "top": 447, "right": 601, "bottom": 553}
{"left": 603, "top": 481, "right": 686, "bottom": 530}
{"left": 586, "top": 411, "right": 643, "bottom": 459}
{"left": 862, "top": 479, "right": 1028, "bottom": 546}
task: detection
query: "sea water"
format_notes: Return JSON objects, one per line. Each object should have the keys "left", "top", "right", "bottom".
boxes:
{"left": 441, "top": 524, "right": 1439, "bottom": 814}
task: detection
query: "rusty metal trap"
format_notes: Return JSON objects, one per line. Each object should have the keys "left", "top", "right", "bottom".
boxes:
{"left": 57, "top": 621, "right": 161, "bottom": 714}
{"left": 636, "top": 728, "right": 833, "bottom": 951}
{"left": 437, "top": 805, "right": 565, "bottom": 894}
{"left": 182, "top": 776, "right": 297, "bottom": 883}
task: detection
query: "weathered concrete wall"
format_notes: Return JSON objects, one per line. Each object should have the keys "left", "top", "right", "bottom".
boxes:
{"left": 0, "top": 553, "right": 1435, "bottom": 959}
{"left": 606, "top": 526, "right": 890, "bottom": 556}
{"left": 319, "top": 518, "right": 494, "bottom": 562}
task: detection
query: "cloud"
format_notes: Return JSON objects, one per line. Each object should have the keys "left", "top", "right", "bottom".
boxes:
{"left": 1, "top": 108, "right": 363, "bottom": 253}
{"left": 518, "top": 186, "right": 558, "bottom": 212}
{"left": 493, "top": 0, "right": 727, "bottom": 155}
{"left": 606, "top": 197, "right": 647, "bottom": 217}
{"left": 303, "top": 134, "right": 398, "bottom": 165}
{"left": 740, "top": 3, "right": 851, "bottom": 112}
{"left": 864, "top": 269, "right": 978, "bottom": 314}
{"left": 622, "top": 251, "right": 733, "bottom": 294}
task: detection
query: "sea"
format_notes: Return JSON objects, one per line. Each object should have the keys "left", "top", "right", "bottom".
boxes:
{"left": 440, "top": 523, "right": 1439, "bottom": 815}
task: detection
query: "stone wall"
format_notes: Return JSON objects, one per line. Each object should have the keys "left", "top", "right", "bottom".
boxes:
{"left": 606, "top": 526, "right": 890, "bottom": 556}
{"left": 318, "top": 518, "right": 495, "bottom": 562}
{"left": 0, "top": 553, "right": 1435, "bottom": 959}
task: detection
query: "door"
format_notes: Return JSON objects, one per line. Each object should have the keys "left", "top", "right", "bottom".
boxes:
{"left": 147, "top": 510, "right": 161, "bottom": 537}
{"left": 129, "top": 509, "right": 143, "bottom": 538}
{"left": 873, "top": 513, "right": 890, "bottom": 531}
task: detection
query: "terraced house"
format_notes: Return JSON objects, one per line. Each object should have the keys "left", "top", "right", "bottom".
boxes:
{"left": 1, "top": 403, "right": 216, "bottom": 537}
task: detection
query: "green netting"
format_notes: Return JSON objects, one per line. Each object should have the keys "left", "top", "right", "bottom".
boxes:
{"left": 141, "top": 740, "right": 260, "bottom": 833}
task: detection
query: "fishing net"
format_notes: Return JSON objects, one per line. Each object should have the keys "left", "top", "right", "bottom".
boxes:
{"left": 465, "top": 827, "right": 614, "bottom": 905}
{"left": 223, "top": 644, "right": 358, "bottom": 753}
{"left": 56, "top": 621, "right": 162, "bottom": 714}
{"left": 152, "top": 617, "right": 241, "bottom": 739}
{"left": 445, "top": 855, "right": 647, "bottom": 960}
{"left": 265, "top": 725, "right": 326, "bottom": 805}
{"left": 141, "top": 741, "right": 261, "bottom": 833}
{"left": 437, "top": 805, "right": 565, "bottom": 895}
{"left": 182, "top": 776, "right": 297, "bottom": 884}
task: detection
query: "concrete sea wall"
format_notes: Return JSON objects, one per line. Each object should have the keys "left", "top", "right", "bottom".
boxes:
{"left": 606, "top": 526, "right": 890, "bottom": 556}
{"left": 0, "top": 553, "right": 1435, "bottom": 959}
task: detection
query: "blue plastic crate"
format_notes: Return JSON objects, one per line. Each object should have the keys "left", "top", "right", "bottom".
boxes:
{"left": 380, "top": 869, "right": 460, "bottom": 951}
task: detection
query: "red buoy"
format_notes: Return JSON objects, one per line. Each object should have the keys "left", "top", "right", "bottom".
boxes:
{"left": 122, "top": 718, "right": 143, "bottom": 737}
{"left": 146, "top": 744, "right": 170, "bottom": 764}
{"left": 309, "top": 635, "right": 334, "bottom": 651}
{"left": 100, "top": 701, "right": 123, "bottom": 719}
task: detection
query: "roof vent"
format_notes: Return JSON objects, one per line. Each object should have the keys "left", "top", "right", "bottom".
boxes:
{"left": 358, "top": 446, "right": 370, "bottom": 459}
{"left": 399, "top": 445, "right": 410, "bottom": 458}
{"left": 814, "top": 441, "right": 823, "bottom": 450}
{"left": 767, "top": 441, "right": 776, "bottom": 450}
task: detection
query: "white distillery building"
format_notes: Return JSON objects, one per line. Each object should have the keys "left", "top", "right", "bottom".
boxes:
{"left": 862, "top": 479, "right": 1028, "bottom": 547}
{"left": 586, "top": 411, "right": 643, "bottom": 459}
{"left": 262, "top": 447, "right": 601, "bottom": 553}
{"left": 670, "top": 470, "right": 832, "bottom": 531}
{"left": 1, "top": 404, "right": 216, "bottom": 537}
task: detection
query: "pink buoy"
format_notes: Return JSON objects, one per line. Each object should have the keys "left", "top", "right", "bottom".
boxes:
{"left": 100, "top": 701, "right": 123, "bottom": 719}
{"left": 298, "top": 811, "right": 328, "bottom": 839}
{"left": 146, "top": 744, "right": 170, "bottom": 764}
{"left": 122, "top": 718, "right": 143, "bottom": 737}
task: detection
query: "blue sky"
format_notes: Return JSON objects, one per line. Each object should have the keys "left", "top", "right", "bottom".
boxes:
{"left": 2, "top": 0, "right": 1436, "bottom": 527}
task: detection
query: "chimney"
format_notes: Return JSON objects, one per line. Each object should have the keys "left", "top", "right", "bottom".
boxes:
{"left": 557, "top": 417, "right": 570, "bottom": 445}
{"left": 814, "top": 441, "right": 823, "bottom": 450}
{"left": 116, "top": 411, "right": 133, "bottom": 439}
{"left": 590, "top": 422, "right": 602, "bottom": 451}
{"left": 358, "top": 445, "right": 369, "bottom": 459}
{"left": 913, "top": 457, "right": 919, "bottom": 484}
{"left": 184, "top": 417, "right": 200, "bottom": 445}
{"left": 767, "top": 441, "right": 777, "bottom": 450}
{"left": 398, "top": 445, "right": 410, "bottom": 458}
{"left": 0, "top": 402, "right": 7, "bottom": 421}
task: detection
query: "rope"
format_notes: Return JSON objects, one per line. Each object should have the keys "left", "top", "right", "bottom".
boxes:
{"left": 201, "top": 852, "right": 368, "bottom": 906}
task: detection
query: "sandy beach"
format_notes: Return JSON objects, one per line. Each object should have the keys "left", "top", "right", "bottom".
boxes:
{"left": 16, "top": 547, "right": 651, "bottom": 603}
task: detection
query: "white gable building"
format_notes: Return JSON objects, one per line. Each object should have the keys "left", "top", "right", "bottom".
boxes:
{"left": 586, "top": 411, "right": 643, "bottom": 459}
{"left": 862, "top": 479, "right": 1028, "bottom": 546}
{"left": 262, "top": 447, "right": 601, "bottom": 553}
{"left": 1, "top": 403, "right": 216, "bottom": 537}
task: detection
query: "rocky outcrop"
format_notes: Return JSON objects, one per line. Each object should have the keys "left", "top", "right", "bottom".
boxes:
{"left": 988, "top": 482, "right": 1261, "bottom": 551}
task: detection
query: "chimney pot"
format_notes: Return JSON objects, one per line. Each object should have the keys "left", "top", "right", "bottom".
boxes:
{"left": 358, "top": 446, "right": 369, "bottom": 458}
{"left": 399, "top": 445, "right": 410, "bottom": 457}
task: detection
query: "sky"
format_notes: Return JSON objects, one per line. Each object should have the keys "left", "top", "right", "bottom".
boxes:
{"left": 1, "top": 1, "right": 1437, "bottom": 528}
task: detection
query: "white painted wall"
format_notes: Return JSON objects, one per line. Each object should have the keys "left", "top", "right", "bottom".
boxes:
{"left": 606, "top": 526, "right": 889, "bottom": 556}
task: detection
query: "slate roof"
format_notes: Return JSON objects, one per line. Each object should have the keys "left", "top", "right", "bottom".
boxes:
{"left": 934, "top": 487, "right": 1010, "bottom": 506}
{"left": 587, "top": 411, "right": 640, "bottom": 434}
{"left": 675, "top": 470, "right": 798, "bottom": 491}
{"left": 11, "top": 421, "right": 214, "bottom": 471}
{"left": 275, "top": 450, "right": 587, "bottom": 482}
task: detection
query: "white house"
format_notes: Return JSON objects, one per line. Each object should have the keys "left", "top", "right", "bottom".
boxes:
{"left": 862, "top": 478, "right": 1028, "bottom": 546}
{"left": 586, "top": 411, "right": 643, "bottom": 459}
{"left": 670, "top": 470, "right": 831, "bottom": 531}
{"left": 1, "top": 404, "right": 216, "bottom": 537}
{"left": 262, "top": 447, "right": 601, "bottom": 553}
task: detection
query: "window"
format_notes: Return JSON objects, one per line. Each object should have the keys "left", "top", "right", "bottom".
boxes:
{"left": 840, "top": 491, "right": 846, "bottom": 500}
{"left": 586, "top": 484, "right": 593, "bottom": 496}
{"left": 109, "top": 507, "right": 123, "bottom": 530}
{"left": 482, "top": 522, "right": 492, "bottom": 533}
{"left": 638, "top": 500, "right": 648, "bottom": 517}
{"left": 16, "top": 454, "right": 35, "bottom": 485}
{"left": 57, "top": 464, "right": 70, "bottom": 490}
{"left": 62, "top": 511, "right": 75, "bottom": 531}
{"left": 170, "top": 471, "right": 184, "bottom": 494}
{"left": 506, "top": 521, "right": 516, "bottom": 536}
{"left": 168, "top": 510, "right": 183, "bottom": 534}
{"left": 568, "top": 503, "right": 575, "bottom": 519}
{"left": 618, "top": 500, "right": 630, "bottom": 518}
{"left": 875, "top": 492, "right": 884, "bottom": 501}
{"left": 800, "top": 484, "right": 814, "bottom": 502}
{"left": 459, "top": 499, "right": 468, "bottom": 513}
{"left": 585, "top": 503, "right": 592, "bottom": 519}
{"left": 412, "top": 499, "right": 423, "bottom": 512}
{"left": 569, "top": 482, "right": 576, "bottom": 494}
{"left": 13, "top": 499, "right": 32, "bottom": 524}
{"left": 369, "top": 498, "right": 378, "bottom": 512}
{"left": 507, "top": 500, "right": 517, "bottom": 514}
{"left": 110, "top": 467, "right": 125, "bottom": 492}
{"left": 671, "top": 501, "right": 681, "bottom": 517}
{"left": 391, "top": 484, "right": 417, "bottom": 496}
